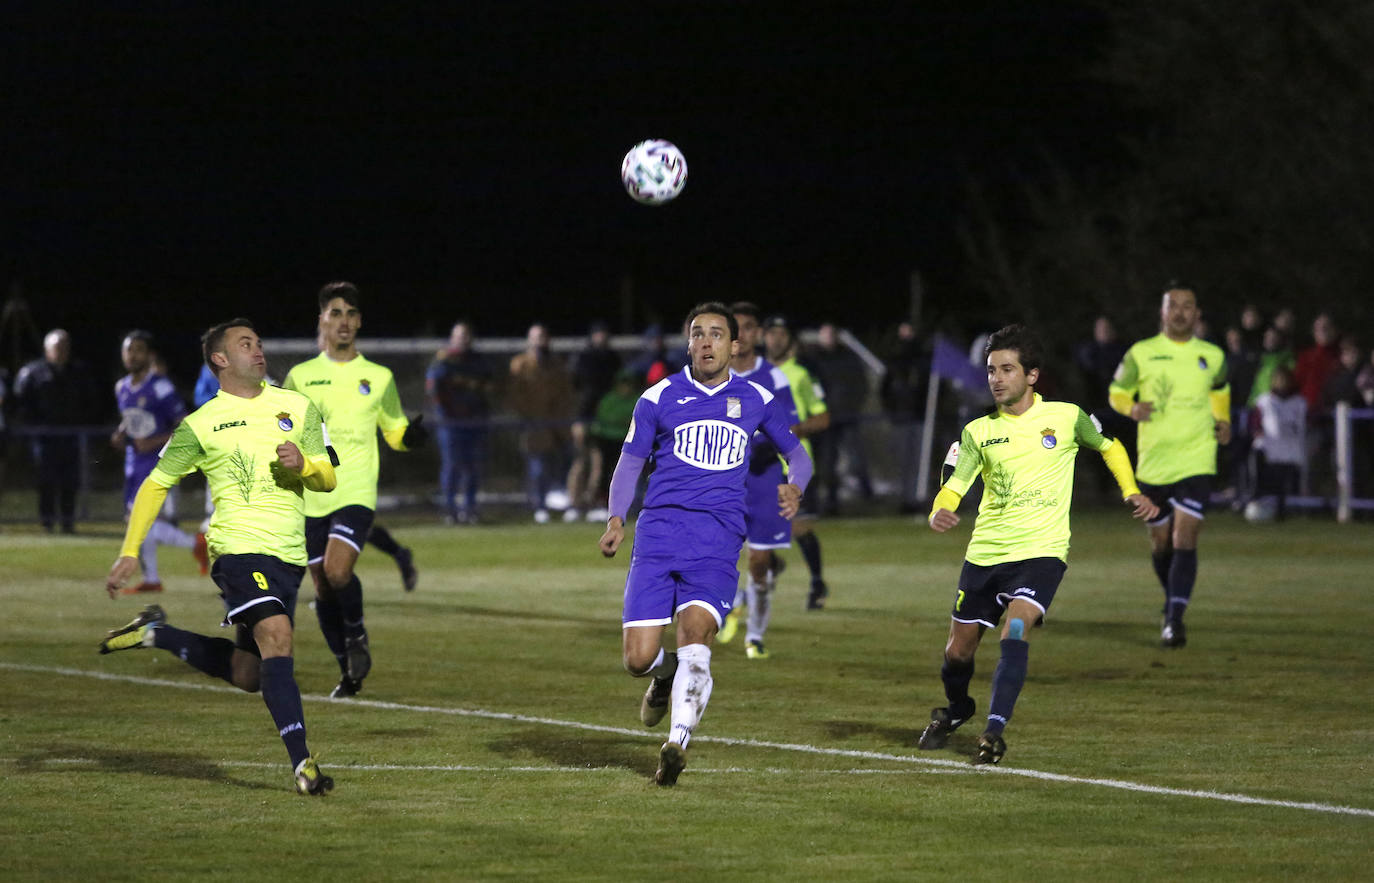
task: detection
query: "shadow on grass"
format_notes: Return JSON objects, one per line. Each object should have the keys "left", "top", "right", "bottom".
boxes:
{"left": 486, "top": 728, "right": 657, "bottom": 779}
{"left": 821, "top": 719, "right": 980, "bottom": 762}
{"left": 369, "top": 599, "right": 608, "bottom": 628}
{"left": 12, "top": 744, "right": 277, "bottom": 791}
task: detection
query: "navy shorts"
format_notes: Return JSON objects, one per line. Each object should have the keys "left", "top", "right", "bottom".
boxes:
{"left": 1138, "top": 475, "right": 1212, "bottom": 524}
{"left": 951, "top": 557, "right": 1067, "bottom": 629}
{"left": 745, "top": 461, "right": 791, "bottom": 549}
{"left": 622, "top": 508, "right": 742, "bottom": 629}
{"left": 211, "top": 553, "right": 305, "bottom": 630}
{"left": 305, "top": 504, "right": 376, "bottom": 563}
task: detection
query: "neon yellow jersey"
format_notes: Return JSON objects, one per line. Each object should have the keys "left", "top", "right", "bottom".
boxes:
{"left": 283, "top": 352, "right": 409, "bottom": 516}
{"left": 776, "top": 357, "right": 828, "bottom": 458}
{"left": 944, "top": 395, "right": 1111, "bottom": 565}
{"left": 1109, "top": 334, "right": 1228, "bottom": 484}
{"left": 149, "top": 384, "right": 326, "bottom": 565}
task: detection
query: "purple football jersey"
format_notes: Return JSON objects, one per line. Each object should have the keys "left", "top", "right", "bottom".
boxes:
{"left": 116, "top": 372, "right": 186, "bottom": 500}
{"left": 624, "top": 367, "right": 799, "bottom": 535}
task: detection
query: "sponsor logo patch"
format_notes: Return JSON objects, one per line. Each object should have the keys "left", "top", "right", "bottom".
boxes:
{"left": 673, "top": 419, "right": 750, "bottom": 471}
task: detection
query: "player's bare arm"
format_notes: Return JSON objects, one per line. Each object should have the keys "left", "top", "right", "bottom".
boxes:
{"left": 105, "top": 555, "right": 140, "bottom": 598}
{"left": 777, "top": 483, "right": 801, "bottom": 519}
{"left": 1214, "top": 420, "right": 1231, "bottom": 445}
{"left": 1124, "top": 493, "right": 1160, "bottom": 521}
{"left": 929, "top": 508, "right": 960, "bottom": 532}
{"left": 275, "top": 441, "right": 304, "bottom": 471}
{"left": 599, "top": 516, "right": 625, "bottom": 557}
{"left": 1129, "top": 401, "right": 1154, "bottom": 422}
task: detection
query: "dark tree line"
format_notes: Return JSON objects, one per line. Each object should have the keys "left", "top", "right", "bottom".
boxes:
{"left": 959, "top": 0, "right": 1374, "bottom": 357}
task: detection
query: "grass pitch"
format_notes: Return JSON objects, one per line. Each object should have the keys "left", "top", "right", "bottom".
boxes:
{"left": 1, "top": 510, "right": 1371, "bottom": 880}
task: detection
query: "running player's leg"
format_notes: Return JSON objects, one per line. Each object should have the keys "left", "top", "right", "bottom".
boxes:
{"left": 743, "top": 547, "right": 774, "bottom": 656}
{"left": 920, "top": 561, "right": 992, "bottom": 750}
{"left": 322, "top": 535, "right": 367, "bottom": 679}
{"left": 1161, "top": 476, "right": 1208, "bottom": 646}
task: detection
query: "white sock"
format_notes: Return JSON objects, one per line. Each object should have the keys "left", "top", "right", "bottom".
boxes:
{"left": 150, "top": 519, "right": 195, "bottom": 549}
{"left": 668, "top": 643, "right": 713, "bottom": 749}
{"left": 138, "top": 534, "right": 160, "bottom": 583}
{"left": 745, "top": 578, "right": 771, "bottom": 644}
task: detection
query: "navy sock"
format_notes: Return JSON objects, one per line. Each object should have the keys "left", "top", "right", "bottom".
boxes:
{"left": 335, "top": 575, "right": 366, "bottom": 640}
{"left": 796, "top": 532, "right": 823, "bottom": 580}
{"left": 1167, "top": 549, "right": 1198, "bottom": 622}
{"left": 940, "top": 657, "right": 975, "bottom": 716}
{"left": 153, "top": 625, "right": 235, "bottom": 684}
{"left": 1151, "top": 550, "right": 1173, "bottom": 595}
{"left": 986, "top": 639, "right": 1030, "bottom": 736}
{"left": 314, "top": 593, "right": 348, "bottom": 675}
{"left": 259, "top": 656, "right": 310, "bottom": 769}
{"left": 368, "top": 524, "right": 402, "bottom": 557}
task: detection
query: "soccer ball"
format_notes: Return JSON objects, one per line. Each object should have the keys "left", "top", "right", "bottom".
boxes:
{"left": 620, "top": 139, "right": 688, "bottom": 205}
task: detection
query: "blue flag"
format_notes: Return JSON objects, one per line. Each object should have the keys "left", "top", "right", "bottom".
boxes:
{"left": 931, "top": 336, "right": 987, "bottom": 393}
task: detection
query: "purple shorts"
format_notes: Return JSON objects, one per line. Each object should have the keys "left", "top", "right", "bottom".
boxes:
{"left": 744, "top": 461, "right": 791, "bottom": 549}
{"left": 622, "top": 508, "right": 743, "bottom": 628}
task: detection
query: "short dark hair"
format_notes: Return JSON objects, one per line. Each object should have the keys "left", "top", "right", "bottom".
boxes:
{"left": 318, "top": 280, "right": 361, "bottom": 311}
{"left": 686, "top": 302, "right": 738, "bottom": 340}
{"left": 729, "top": 301, "right": 762, "bottom": 321}
{"left": 123, "top": 329, "right": 154, "bottom": 349}
{"left": 983, "top": 324, "right": 1042, "bottom": 374}
{"left": 202, "top": 318, "right": 257, "bottom": 376}
{"left": 1162, "top": 280, "right": 1198, "bottom": 304}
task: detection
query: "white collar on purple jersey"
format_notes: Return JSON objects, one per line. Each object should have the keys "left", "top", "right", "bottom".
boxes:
{"left": 679, "top": 365, "right": 736, "bottom": 396}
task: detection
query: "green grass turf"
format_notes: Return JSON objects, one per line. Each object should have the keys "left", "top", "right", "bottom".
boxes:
{"left": 1, "top": 511, "right": 1371, "bottom": 880}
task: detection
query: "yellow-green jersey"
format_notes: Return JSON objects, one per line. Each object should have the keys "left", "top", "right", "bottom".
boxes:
{"left": 1108, "top": 334, "right": 1229, "bottom": 485}
{"left": 944, "top": 395, "right": 1114, "bottom": 566}
{"left": 284, "top": 352, "right": 409, "bottom": 516}
{"left": 776, "top": 357, "right": 827, "bottom": 458}
{"left": 149, "top": 385, "right": 327, "bottom": 565}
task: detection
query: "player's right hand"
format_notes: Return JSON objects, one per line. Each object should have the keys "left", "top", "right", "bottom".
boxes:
{"left": 599, "top": 517, "right": 625, "bottom": 558}
{"left": 105, "top": 555, "right": 140, "bottom": 599}
{"left": 1130, "top": 401, "right": 1154, "bottom": 422}
{"left": 1124, "top": 493, "right": 1159, "bottom": 521}
{"left": 928, "top": 508, "right": 960, "bottom": 533}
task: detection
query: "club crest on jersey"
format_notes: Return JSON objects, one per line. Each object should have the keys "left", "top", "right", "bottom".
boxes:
{"left": 358, "top": 378, "right": 372, "bottom": 395}
{"left": 726, "top": 396, "right": 741, "bottom": 419}
{"left": 673, "top": 419, "right": 750, "bottom": 471}
{"left": 1041, "top": 427, "right": 1057, "bottom": 449}
{"left": 1198, "top": 356, "right": 1208, "bottom": 370}
{"left": 277, "top": 412, "right": 294, "bottom": 431}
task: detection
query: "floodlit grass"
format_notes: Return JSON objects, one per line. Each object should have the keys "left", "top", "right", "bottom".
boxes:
{"left": 1, "top": 511, "right": 1372, "bottom": 879}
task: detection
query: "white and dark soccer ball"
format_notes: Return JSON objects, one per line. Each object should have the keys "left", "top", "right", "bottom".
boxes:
{"left": 620, "top": 139, "right": 688, "bottom": 205}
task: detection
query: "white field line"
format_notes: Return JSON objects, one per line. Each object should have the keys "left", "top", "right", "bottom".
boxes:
{"left": 4, "top": 661, "right": 1372, "bottom": 819}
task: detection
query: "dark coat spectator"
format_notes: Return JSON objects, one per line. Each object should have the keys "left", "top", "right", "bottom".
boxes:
{"left": 13, "top": 329, "right": 102, "bottom": 531}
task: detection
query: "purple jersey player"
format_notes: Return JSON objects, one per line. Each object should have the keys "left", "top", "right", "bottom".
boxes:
{"left": 598, "top": 302, "right": 812, "bottom": 786}
{"left": 111, "top": 331, "right": 200, "bottom": 592}
{"left": 716, "top": 301, "right": 797, "bottom": 658}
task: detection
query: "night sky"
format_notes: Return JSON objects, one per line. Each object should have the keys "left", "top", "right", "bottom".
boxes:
{"left": 2, "top": 2, "right": 1118, "bottom": 361}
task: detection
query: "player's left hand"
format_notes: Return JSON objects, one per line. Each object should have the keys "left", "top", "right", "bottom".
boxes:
{"left": 1214, "top": 420, "right": 1232, "bottom": 445}
{"left": 275, "top": 441, "right": 304, "bottom": 471}
{"left": 1125, "top": 493, "right": 1159, "bottom": 521}
{"left": 599, "top": 516, "right": 625, "bottom": 557}
{"left": 402, "top": 414, "right": 429, "bottom": 449}
{"left": 777, "top": 483, "right": 802, "bottom": 519}
{"left": 105, "top": 555, "right": 140, "bottom": 599}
